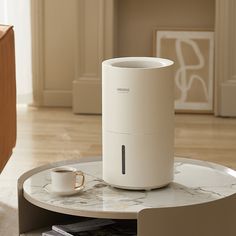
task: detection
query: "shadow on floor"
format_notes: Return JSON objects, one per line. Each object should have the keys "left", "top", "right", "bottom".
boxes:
{"left": 0, "top": 201, "right": 18, "bottom": 236}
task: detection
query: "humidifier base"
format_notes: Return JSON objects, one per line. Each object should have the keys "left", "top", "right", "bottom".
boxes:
{"left": 107, "top": 182, "right": 171, "bottom": 191}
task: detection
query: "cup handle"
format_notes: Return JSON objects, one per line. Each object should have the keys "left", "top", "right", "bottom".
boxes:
{"left": 75, "top": 171, "right": 85, "bottom": 189}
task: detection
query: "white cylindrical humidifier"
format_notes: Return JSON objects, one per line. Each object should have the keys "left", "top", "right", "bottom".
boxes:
{"left": 102, "top": 57, "right": 174, "bottom": 190}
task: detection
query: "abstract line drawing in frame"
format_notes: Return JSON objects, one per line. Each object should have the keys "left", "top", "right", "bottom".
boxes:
{"left": 154, "top": 30, "right": 214, "bottom": 112}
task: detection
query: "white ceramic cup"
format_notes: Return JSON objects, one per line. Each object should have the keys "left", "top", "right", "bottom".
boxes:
{"left": 51, "top": 166, "right": 85, "bottom": 192}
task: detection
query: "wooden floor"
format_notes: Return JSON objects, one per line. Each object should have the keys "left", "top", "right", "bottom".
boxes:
{"left": 1, "top": 106, "right": 236, "bottom": 235}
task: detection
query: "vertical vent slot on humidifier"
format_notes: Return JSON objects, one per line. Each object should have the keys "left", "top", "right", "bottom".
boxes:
{"left": 122, "top": 145, "right": 126, "bottom": 174}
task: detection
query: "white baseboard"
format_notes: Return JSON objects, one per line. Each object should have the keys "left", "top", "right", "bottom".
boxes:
{"left": 43, "top": 90, "right": 72, "bottom": 107}
{"left": 72, "top": 79, "right": 101, "bottom": 114}
{"left": 220, "top": 81, "right": 236, "bottom": 117}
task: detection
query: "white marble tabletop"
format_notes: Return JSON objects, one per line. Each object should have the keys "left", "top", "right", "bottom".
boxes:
{"left": 23, "top": 157, "right": 236, "bottom": 219}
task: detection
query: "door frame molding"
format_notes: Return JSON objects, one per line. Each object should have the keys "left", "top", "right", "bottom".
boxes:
{"left": 72, "top": 0, "right": 116, "bottom": 114}
{"left": 214, "top": 0, "right": 236, "bottom": 115}
{"left": 30, "top": 0, "right": 44, "bottom": 106}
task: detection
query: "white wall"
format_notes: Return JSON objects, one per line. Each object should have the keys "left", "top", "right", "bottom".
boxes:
{"left": 44, "top": 0, "right": 77, "bottom": 91}
{"left": 0, "top": 0, "right": 77, "bottom": 106}
{"left": 0, "top": 0, "right": 32, "bottom": 103}
{"left": 117, "top": 0, "right": 215, "bottom": 57}
{"left": 32, "top": 0, "right": 77, "bottom": 107}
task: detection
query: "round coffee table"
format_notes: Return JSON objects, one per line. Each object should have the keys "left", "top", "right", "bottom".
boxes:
{"left": 18, "top": 156, "right": 236, "bottom": 235}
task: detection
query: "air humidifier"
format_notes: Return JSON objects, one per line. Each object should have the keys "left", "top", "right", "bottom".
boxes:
{"left": 102, "top": 57, "right": 174, "bottom": 190}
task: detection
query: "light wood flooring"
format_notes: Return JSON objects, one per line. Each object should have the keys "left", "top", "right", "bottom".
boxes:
{"left": 1, "top": 106, "right": 236, "bottom": 235}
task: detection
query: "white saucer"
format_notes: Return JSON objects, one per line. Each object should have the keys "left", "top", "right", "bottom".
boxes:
{"left": 43, "top": 183, "right": 84, "bottom": 196}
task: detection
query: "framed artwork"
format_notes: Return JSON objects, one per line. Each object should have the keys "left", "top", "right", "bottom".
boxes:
{"left": 154, "top": 30, "right": 214, "bottom": 112}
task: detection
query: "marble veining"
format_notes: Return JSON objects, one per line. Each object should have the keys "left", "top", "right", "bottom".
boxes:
{"left": 23, "top": 159, "right": 236, "bottom": 216}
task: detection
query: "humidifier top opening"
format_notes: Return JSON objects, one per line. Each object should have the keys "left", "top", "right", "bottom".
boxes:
{"left": 103, "top": 57, "right": 174, "bottom": 69}
{"left": 112, "top": 60, "right": 164, "bottom": 69}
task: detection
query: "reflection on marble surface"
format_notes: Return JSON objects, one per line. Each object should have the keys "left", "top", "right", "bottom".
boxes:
{"left": 23, "top": 159, "right": 236, "bottom": 215}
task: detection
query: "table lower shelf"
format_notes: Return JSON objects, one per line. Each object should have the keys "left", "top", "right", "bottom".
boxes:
{"left": 20, "top": 218, "right": 138, "bottom": 236}
{"left": 20, "top": 227, "right": 50, "bottom": 236}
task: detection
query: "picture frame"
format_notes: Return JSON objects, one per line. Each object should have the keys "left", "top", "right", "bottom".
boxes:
{"left": 154, "top": 29, "right": 214, "bottom": 112}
